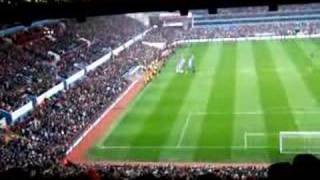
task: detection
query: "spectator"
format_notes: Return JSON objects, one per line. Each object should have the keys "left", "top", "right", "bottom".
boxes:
{"left": 2, "top": 11, "right": 320, "bottom": 180}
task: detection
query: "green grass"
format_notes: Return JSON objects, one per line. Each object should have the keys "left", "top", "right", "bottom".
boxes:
{"left": 87, "top": 39, "right": 320, "bottom": 163}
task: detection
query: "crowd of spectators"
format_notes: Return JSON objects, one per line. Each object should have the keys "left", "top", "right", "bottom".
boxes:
{"left": 278, "top": 3, "right": 320, "bottom": 12}
{"left": 0, "top": 15, "right": 145, "bottom": 112}
{"left": 0, "top": 41, "right": 160, "bottom": 171}
{"left": 1, "top": 162, "right": 269, "bottom": 180}
{"left": 2, "top": 154, "right": 320, "bottom": 179}
{"left": 2, "top": 11, "right": 320, "bottom": 179}
{"left": 144, "top": 21, "right": 320, "bottom": 43}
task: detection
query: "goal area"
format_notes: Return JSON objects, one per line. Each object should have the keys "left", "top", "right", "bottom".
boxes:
{"left": 280, "top": 131, "right": 320, "bottom": 154}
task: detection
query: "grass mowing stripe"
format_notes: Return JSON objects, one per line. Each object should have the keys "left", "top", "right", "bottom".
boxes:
{"left": 253, "top": 41, "right": 298, "bottom": 162}
{"left": 194, "top": 42, "right": 237, "bottom": 161}
{"left": 269, "top": 41, "right": 318, "bottom": 131}
{"left": 270, "top": 41, "right": 317, "bottom": 108}
{"left": 232, "top": 41, "right": 269, "bottom": 161}
{"left": 282, "top": 40, "right": 320, "bottom": 104}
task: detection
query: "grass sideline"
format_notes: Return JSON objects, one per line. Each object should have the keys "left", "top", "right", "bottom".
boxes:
{"left": 88, "top": 39, "right": 320, "bottom": 163}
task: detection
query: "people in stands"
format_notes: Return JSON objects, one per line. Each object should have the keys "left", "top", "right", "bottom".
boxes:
{"left": 0, "top": 15, "right": 145, "bottom": 112}
{"left": 1, "top": 8, "right": 320, "bottom": 179}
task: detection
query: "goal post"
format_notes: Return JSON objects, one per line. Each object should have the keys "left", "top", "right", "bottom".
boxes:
{"left": 279, "top": 131, "right": 320, "bottom": 154}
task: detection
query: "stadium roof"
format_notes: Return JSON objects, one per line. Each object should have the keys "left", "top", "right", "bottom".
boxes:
{"left": 0, "top": 0, "right": 320, "bottom": 24}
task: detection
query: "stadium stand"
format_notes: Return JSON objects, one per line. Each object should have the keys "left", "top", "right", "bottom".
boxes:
{"left": 2, "top": 3, "right": 320, "bottom": 179}
{"left": 0, "top": 42, "right": 160, "bottom": 170}
{"left": 278, "top": 3, "right": 320, "bottom": 12}
{"left": 0, "top": 15, "right": 145, "bottom": 112}
{"left": 145, "top": 22, "right": 320, "bottom": 43}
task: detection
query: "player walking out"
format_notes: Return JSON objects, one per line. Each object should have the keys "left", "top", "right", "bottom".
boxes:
{"left": 188, "top": 55, "right": 195, "bottom": 73}
{"left": 176, "top": 55, "right": 186, "bottom": 74}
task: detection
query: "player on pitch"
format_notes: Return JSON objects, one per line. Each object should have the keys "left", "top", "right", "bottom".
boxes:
{"left": 188, "top": 54, "right": 195, "bottom": 73}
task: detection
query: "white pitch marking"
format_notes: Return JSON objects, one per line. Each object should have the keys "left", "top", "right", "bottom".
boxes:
{"left": 99, "top": 145, "right": 273, "bottom": 150}
{"left": 177, "top": 113, "right": 192, "bottom": 147}
{"left": 191, "top": 110, "right": 320, "bottom": 115}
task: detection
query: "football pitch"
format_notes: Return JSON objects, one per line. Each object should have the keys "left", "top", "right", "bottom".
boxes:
{"left": 88, "top": 39, "right": 320, "bottom": 163}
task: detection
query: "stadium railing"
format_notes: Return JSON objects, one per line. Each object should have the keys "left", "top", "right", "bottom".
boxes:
{"left": 5, "top": 27, "right": 155, "bottom": 125}
{"left": 171, "top": 33, "right": 320, "bottom": 46}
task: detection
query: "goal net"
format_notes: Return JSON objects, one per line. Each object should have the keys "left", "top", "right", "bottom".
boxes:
{"left": 280, "top": 131, "right": 320, "bottom": 154}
